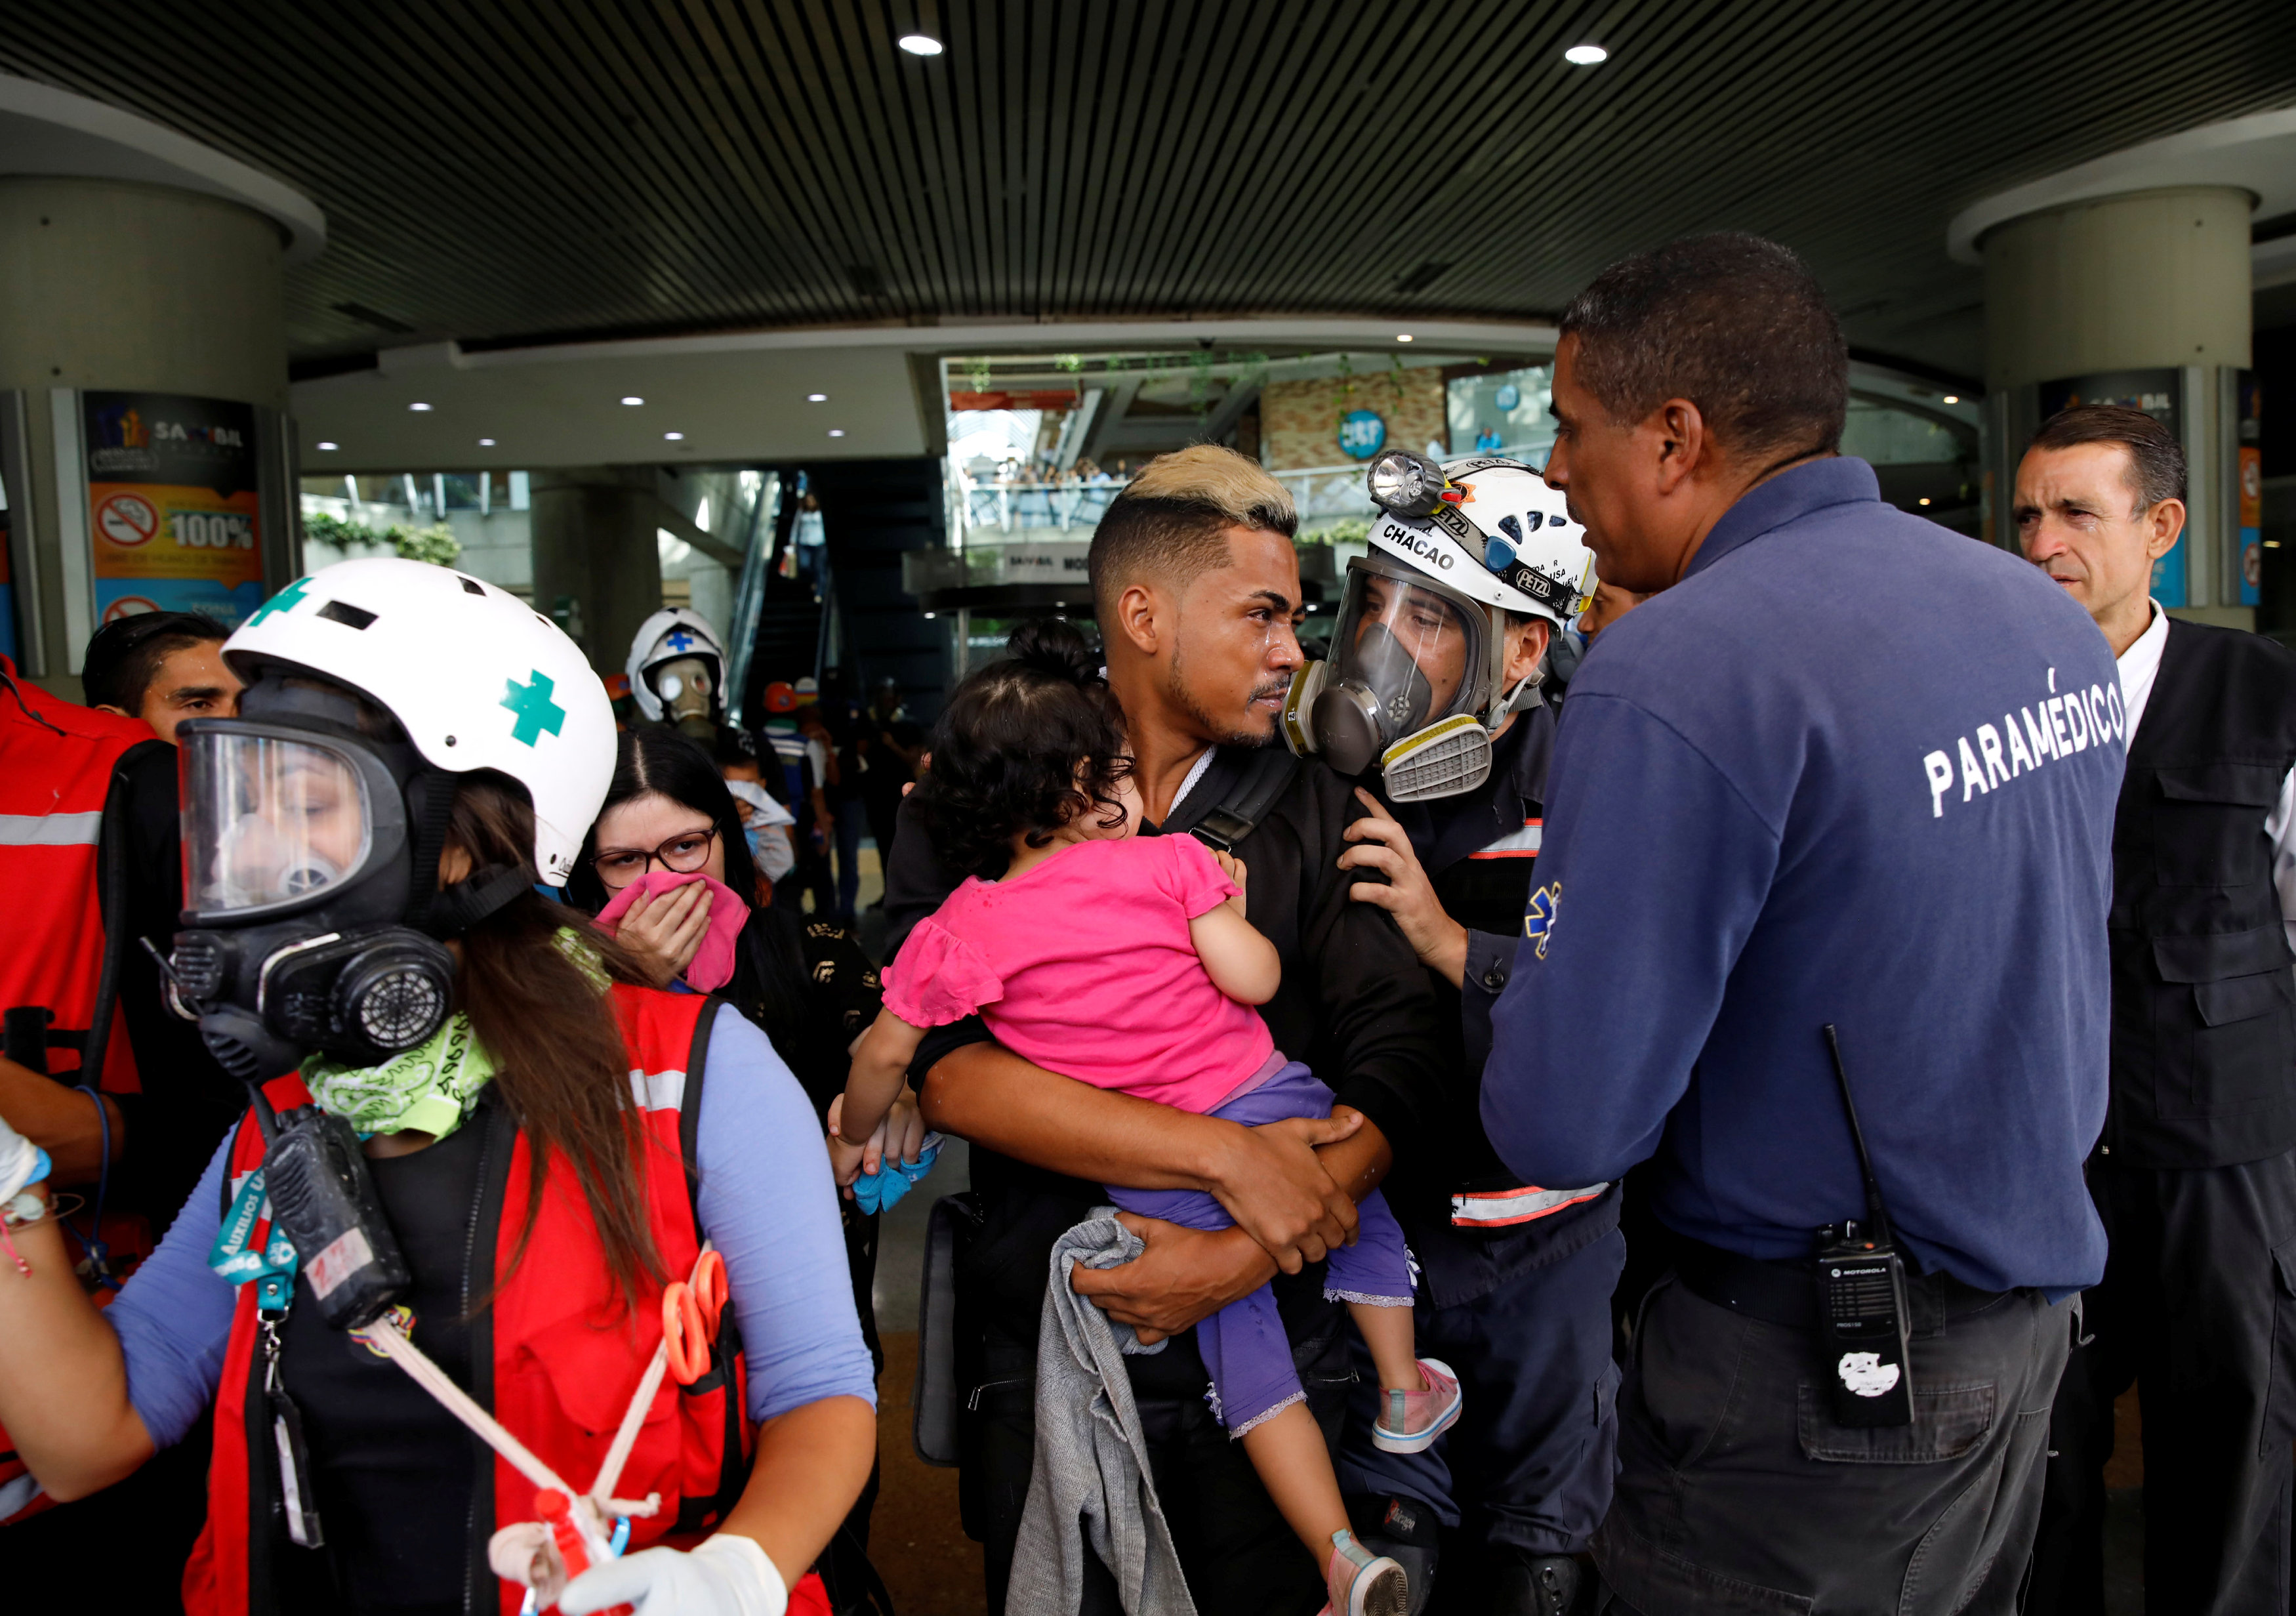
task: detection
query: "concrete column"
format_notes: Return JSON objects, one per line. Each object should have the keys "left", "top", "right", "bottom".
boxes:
{"left": 0, "top": 176, "right": 292, "bottom": 690}
{"left": 529, "top": 468, "right": 665, "bottom": 676}
{"left": 1984, "top": 186, "right": 2251, "bottom": 392}
{"left": 1982, "top": 185, "right": 2253, "bottom": 619}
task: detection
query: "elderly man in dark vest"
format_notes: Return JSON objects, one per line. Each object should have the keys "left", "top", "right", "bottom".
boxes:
{"left": 2018, "top": 403, "right": 2296, "bottom": 1616}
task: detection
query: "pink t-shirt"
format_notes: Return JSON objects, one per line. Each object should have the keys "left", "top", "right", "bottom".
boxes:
{"left": 882, "top": 834, "right": 1276, "bottom": 1115}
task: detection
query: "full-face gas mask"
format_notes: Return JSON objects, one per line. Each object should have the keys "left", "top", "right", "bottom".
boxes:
{"left": 626, "top": 608, "right": 729, "bottom": 740}
{"left": 168, "top": 675, "right": 529, "bottom": 1082}
{"left": 1283, "top": 450, "right": 1595, "bottom": 801}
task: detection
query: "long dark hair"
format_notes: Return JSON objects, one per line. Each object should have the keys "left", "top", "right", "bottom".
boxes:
{"left": 568, "top": 726, "right": 811, "bottom": 1055}
{"left": 448, "top": 776, "right": 665, "bottom": 1310}
{"left": 287, "top": 674, "right": 666, "bottom": 1310}
{"left": 912, "top": 619, "right": 1130, "bottom": 876}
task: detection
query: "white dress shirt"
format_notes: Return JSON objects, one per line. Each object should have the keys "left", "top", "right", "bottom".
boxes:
{"left": 2116, "top": 601, "right": 2296, "bottom": 959}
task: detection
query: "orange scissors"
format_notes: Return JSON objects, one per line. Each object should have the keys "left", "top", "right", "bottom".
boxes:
{"left": 663, "top": 1248, "right": 727, "bottom": 1386}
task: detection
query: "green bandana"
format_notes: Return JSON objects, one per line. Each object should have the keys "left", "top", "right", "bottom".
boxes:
{"left": 553, "top": 924, "right": 612, "bottom": 992}
{"left": 302, "top": 1013, "right": 497, "bottom": 1139}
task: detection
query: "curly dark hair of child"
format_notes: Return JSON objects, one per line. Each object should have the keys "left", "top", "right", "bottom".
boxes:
{"left": 912, "top": 619, "right": 1131, "bottom": 876}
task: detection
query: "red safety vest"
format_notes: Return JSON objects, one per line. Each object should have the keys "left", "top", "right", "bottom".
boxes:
{"left": 0, "top": 655, "right": 150, "bottom": 1094}
{"left": 0, "top": 661, "right": 155, "bottom": 1524}
{"left": 184, "top": 984, "right": 801, "bottom": 1615}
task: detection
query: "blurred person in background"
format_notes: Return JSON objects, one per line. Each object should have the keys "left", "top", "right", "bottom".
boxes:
{"left": 762, "top": 680, "right": 838, "bottom": 916}
{"left": 80, "top": 610, "right": 241, "bottom": 744}
{"left": 855, "top": 677, "right": 924, "bottom": 898}
{"left": 716, "top": 726, "right": 799, "bottom": 892}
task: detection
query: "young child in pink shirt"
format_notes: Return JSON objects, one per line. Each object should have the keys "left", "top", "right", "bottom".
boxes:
{"left": 832, "top": 621, "right": 1459, "bottom": 1616}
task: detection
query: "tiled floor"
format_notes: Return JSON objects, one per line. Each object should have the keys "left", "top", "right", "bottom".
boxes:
{"left": 868, "top": 1137, "right": 988, "bottom": 1615}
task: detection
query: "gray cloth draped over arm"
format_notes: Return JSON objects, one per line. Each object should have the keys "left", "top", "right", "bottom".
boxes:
{"left": 1005, "top": 1212, "right": 1198, "bottom": 1616}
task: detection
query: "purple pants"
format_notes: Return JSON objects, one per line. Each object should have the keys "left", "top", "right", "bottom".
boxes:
{"left": 1107, "top": 1059, "right": 1413, "bottom": 1435}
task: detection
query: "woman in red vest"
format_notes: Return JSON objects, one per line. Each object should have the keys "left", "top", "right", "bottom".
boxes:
{"left": 0, "top": 560, "right": 876, "bottom": 1616}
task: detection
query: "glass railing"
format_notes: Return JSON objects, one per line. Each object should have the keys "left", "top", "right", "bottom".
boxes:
{"left": 945, "top": 442, "right": 1559, "bottom": 547}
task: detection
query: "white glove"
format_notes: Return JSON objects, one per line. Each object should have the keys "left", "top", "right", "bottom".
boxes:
{"left": 560, "top": 1535, "right": 788, "bottom": 1616}
{"left": 0, "top": 1115, "right": 46, "bottom": 1205}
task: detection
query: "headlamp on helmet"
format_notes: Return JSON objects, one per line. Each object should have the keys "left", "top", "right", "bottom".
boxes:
{"left": 1282, "top": 455, "right": 1595, "bottom": 801}
{"left": 1366, "top": 448, "right": 1458, "bottom": 520}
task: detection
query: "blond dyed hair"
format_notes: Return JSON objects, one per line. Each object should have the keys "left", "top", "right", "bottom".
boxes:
{"left": 1089, "top": 444, "right": 1297, "bottom": 617}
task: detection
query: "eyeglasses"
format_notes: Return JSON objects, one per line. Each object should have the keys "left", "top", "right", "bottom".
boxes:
{"left": 591, "top": 825, "right": 719, "bottom": 890}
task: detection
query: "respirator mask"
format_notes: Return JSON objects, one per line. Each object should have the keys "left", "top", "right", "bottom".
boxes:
{"left": 1285, "top": 556, "right": 1508, "bottom": 800}
{"left": 650, "top": 653, "right": 720, "bottom": 741}
{"left": 167, "top": 675, "right": 529, "bottom": 1082}
{"left": 1282, "top": 449, "right": 1593, "bottom": 801}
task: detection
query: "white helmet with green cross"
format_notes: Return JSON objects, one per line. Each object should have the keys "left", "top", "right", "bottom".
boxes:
{"left": 222, "top": 558, "right": 615, "bottom": 885}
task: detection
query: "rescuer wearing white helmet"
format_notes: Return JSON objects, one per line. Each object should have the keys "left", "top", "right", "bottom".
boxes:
{"left": 1302, "top": 452, "right": 1619, "bottom": 1616}
{"left": 1284, "top": 449, "right": 1593, "bottom": 802}
{"left": 0, "top": 559, "right": 878, "bottom": 1616}
{"left": 626, "top": 606, "right": 731, "bottom": 741}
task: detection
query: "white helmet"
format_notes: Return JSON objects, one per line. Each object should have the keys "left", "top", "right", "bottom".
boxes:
{"left": 625, "top": 608, "right": 728, "bottom": 726}
{"left": 220, "top": 558, "right": 614, "bottom": 885}
{"left": 1283, "top": 452, "right": 1593, "bottom": 801}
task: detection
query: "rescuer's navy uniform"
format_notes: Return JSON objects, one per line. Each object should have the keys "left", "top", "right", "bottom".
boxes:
{"left": 1482, "top": 458, "right": 2123, "bottom": 1615}
{"left": 2026, "top": 610, "right": 2296, "bottom": 1616}
{"left": 1336, "top": 702, "right": 1624, "bottom": 1616}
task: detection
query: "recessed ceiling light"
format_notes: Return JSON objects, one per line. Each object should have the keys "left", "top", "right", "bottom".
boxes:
{"left": 1564, "top": 43, "right": 1607, "bottom": 65}
{"left": 828, "top": 428, "right": 847, "bottom": 438}
{"left": 1919, "top": 497, "right": 1932, "bottom": 506}
{"left": 621, "top": 395, "right": 644, "bottom": 406}
{"left": 478, "top": 437, "right": 496, "bottom": 446}
{"left": 808, "top": 393, "right": 829, "bottom": 403}
{"left": 1942, "top": 394, "right": 1961, "bottom": 404}
{"left": 922, "top": 610, "right": 937, "bottom": 620}
{"left": 664, "top": 431, "right": 685, "bottom": 442}
{"left": 408, "top": 402, "right": 433, "bottom": 412}
{"left": 898, "top": 34, "right": 943, "bottom": 55}
{"left": 1396, "top": 334, "right": 1414, "bottom": 343}
{"left": 317, "top": 441, "right": 340, "bottom": 451}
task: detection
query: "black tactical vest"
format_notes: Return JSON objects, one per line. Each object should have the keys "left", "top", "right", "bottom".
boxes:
{"left": 2107, "top": 620, "right": 2296, "bottom": 1169}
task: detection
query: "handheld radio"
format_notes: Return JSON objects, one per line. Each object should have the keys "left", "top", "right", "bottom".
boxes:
{"left": 260, "top": 1100, "right": 412, "bottom": 1332}
{"left": 1814, "top": 1024, "right": 1914, "bottom": 1428}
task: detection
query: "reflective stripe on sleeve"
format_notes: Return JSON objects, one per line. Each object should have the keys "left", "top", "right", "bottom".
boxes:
{"left": 1467, "top": 818, "right": 1542, "bottom": 860}
{"left": 0, "top": 811, "right": 102, "bottom": 846}
{"left": 1450, "top": 1182, "right": 1608, "bottom": 1227}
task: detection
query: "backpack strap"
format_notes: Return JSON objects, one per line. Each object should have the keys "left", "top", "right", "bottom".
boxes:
{"left": 1184, "top": 746, "right": 1301, "bottom": 853}
{"left": 671, "top": 994, "right": 749, "bottom": 1533}
{"left": 676, "top": 995, "right": 720, "bottom": 1230}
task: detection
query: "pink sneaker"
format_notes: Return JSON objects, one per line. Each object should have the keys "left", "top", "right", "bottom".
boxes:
{"left": 1371, "top": 1357, "right": 1463, "bottom": 1454}
{"left": 1319, "top": 1528, "right": 1408, "bottom": 1616}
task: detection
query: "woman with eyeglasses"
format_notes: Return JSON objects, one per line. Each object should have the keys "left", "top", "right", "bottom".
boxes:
{"left": 567, "top": 728, "right": 921, "bottom": 1590}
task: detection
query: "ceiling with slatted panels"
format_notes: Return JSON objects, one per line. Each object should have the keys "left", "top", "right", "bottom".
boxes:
{"left": 4, "top": 0, "right": 2292, "bottom": 384}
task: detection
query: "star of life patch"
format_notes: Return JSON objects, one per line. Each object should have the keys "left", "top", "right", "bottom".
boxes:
{"left": 1524, "top": 880, "right": 1561, "bottom": 959}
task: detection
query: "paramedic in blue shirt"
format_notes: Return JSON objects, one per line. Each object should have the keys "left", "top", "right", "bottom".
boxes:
{"left": 1480, "top": 234, "right": 2123, "bottom": 1616}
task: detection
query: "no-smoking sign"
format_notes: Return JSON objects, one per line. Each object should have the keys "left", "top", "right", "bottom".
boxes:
{"left": 96, "top": 492, "right": 159, "bottom": 547}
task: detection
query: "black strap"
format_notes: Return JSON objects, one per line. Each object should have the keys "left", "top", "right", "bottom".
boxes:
{"left": 402, "top": 772, "right": 458, "bottom": 933}
{"left": 1182, "top": 747, "right": 1300, "bottom": 853}
{"left": 421, "top": 864, "right": 531, "bottom": 938}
